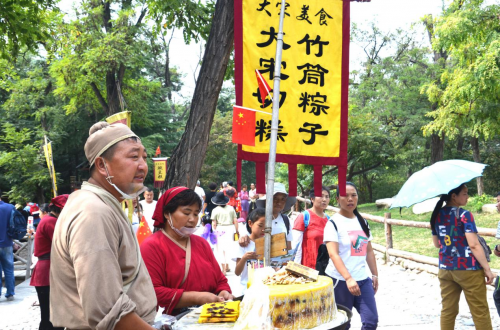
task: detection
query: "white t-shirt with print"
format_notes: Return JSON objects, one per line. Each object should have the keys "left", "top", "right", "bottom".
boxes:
{"left": 323, "top": 213, "right": 372, "bottom": 281}
{"left": 233, "top": 240, "right": 256, "bottom": 294}
{"left": 139, "top": 200, "right": 157, "bottom": 231}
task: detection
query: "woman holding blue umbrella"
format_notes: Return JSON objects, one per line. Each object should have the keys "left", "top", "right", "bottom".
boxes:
{"left": 431, "top": 184, "right": 494, "bottom": 330}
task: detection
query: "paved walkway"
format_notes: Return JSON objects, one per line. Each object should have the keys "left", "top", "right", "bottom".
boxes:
{"left": 2, "top": 258, "right": 500, "bottom": 329}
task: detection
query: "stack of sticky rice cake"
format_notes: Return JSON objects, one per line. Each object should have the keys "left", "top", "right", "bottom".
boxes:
{"left": 262, "top": 264, "right": 336, "bottom": 330}
{"left": 198, "top": 301, "right": 240, "bottom": 323}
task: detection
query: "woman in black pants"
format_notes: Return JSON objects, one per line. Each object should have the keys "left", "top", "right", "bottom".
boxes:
{"left": 30, "top": 195, "right": 68, "bottom": 330}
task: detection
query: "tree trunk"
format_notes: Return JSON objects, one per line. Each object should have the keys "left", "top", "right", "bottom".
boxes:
{"left": 35, "top": 186, "right": 45, "bottom": 205}
{"left": 457, "top": 135, "right": 464, "bottom": 152}
{"left": 106, "top": 71, "right": 122, "bottom": 116}
{"left": 364, "top": 173, "right": 373, "bottom": 203}
{"left": 471, "top": 137, "right": 484, "bottom": 195}
{"left": 164, "top": 0, "right": 234, "bottom": 189}
{"left": 430, "top": 133, "right": 445, "bottom": 164}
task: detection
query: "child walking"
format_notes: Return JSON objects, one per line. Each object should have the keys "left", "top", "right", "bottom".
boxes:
{"left": 234, "top": 208, "right": 265, "bottom": 293}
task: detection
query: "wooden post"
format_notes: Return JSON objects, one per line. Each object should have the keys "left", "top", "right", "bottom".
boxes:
{"left": 384, "top": 212, "right": 392, "bottom": 264}
{"left": 25, "top": 235, "right": 33, "bottom": 280}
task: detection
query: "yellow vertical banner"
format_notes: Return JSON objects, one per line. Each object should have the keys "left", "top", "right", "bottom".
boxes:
{"left": 234, "top": 0, "right": 350, "bottom": 196}
{"left": 153, "top": 157, "right": 168, "bottom": 188}
{"left": 43, "top": 138, "right": 58, "bottom": 198}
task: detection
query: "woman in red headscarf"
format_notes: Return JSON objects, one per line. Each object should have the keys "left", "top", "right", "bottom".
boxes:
{"left": 30, "top": 194, "right": 68, "bottom": 330}
{"left": 140, "top": 187, "right": 233, "bottom": 315}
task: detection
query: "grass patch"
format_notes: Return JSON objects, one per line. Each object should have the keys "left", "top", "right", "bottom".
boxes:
{"left": 354, "top": 204, "right": 500, "bottom": 269}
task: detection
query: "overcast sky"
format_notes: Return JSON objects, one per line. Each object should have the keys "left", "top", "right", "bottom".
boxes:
{"left": 57, "top": 0, "right": 456, "bottom": 100}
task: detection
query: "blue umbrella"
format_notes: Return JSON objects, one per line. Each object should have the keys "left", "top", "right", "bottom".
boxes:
{"left": 390, "top": 159, "right": 487, "bottom": 209}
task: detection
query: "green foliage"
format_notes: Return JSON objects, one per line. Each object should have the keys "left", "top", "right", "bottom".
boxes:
{"left": 0, "top": 0, "right": 57, "bottom": 59}
{"left": 146, "top": 0, "right": 215, "bottom": 43}
{"left": 0, "top": 0, "right": 498, "bottom": 206}
{"left": 0, "top": 124, "right": 51, "bottom": 204}
{"left": 423, "top": 0, "right": 500, "bottom": 140}
{"left": 200, "top": 110, "right": 255, "bottom": 187}
{"left": 346, "top": 23, "right": 437, "bottom": 201}
{"left": 467, "top": 194, "right": 495, "bottom": 213}
{"left": 0, "top": 0, "right": 209, "bottom": 202}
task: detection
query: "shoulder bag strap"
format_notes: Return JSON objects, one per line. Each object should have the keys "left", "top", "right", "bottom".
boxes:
{"left": 180, "top": 238, "right": 192, "bottom": 287}
{"left": 329, "top": 219, "right": 338, "bottom": 232}
{"left": 303, "top": 210, "right": 310, "bottom": 229}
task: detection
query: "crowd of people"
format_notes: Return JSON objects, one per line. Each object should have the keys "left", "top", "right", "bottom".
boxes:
{"left": 0, "top": 121, "right": 500, "bottom": 330}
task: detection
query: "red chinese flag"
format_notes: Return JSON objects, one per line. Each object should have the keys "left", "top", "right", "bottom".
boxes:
{"left": 155, "top": 146, "right": 161, "bottom": 156}
{"left": 136, "top": 216, "right": 152, "bottom": 245}
{"left": 232, "top": 106, "right": 256, "bottom": 146}
{"left": 255, "top": 69, "right": 271, "bottom": 107}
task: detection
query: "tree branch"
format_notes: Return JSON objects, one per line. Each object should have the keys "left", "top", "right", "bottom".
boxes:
{"left": 350, "top": 162, "right": 382, "bottom": 178}
{"left": 322, "top": 166, "right": 338, "bottom": 177}
{"left": 90, "top": 82, "right": 109, "bottom": 113}
{"left": 135, "top": 7, "right": 147, "bottom": 27}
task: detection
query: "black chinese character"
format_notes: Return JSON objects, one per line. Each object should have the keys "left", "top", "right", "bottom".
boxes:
{"left": 276, "top": 1, "right": 290, "bottom": 17}
{"left": 296, "top": 5, "right": 312, "bottom": 24}
{"left": 297, "top": 34, "right": 329, "bottom": 57}
{"left": 256, "top": 27, "right": 290, "bottom": 50}
{"left": 260, "top": 58, "right": 289, "bottom": 81}
{"left": 298, "top": 92, "right": 330, "bottom": 115}
{"left": 255, "top": 119, "right": 270, "bottom": 142}
{"left": 252, "top": 88, "right": 287, "bottom": 109}
{"left": 267, "top": 119, "right": 288, "bottom": 142}
{"left": 257, "top": 0, "right": 271, "bottom": 16}
{"left": 297, "top": 63, "right": 329, "bottom": 86}
{"left": 299, "top": 123, "right": 328, "bottom": 145}
{"left": 315, "top": 8, "right": 332, "bottom": 26}
{"left": 255, "top": 119, "right": 288, "bottom": 142}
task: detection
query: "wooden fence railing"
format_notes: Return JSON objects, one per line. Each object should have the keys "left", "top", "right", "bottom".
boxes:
{"left": 13, "top": 235, "right": 33, "bottom": 280}
{"left": 294, "top": 196, "right": 498, "bottom": 274}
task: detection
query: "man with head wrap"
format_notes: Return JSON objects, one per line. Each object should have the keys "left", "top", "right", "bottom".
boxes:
{"left": 50, "top": 122, "right": 157, "bottom": 330}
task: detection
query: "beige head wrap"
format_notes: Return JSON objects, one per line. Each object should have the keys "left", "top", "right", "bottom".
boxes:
{"left": 84, "top": 122, "right": 139, "bottom": 167}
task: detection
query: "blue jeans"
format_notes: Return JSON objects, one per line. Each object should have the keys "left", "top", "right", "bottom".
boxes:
{"left": 330, "top": 276, "right": 378, "bottom": 330}
{"left": 0, "top": 246, "right": 15, "bottom": 297}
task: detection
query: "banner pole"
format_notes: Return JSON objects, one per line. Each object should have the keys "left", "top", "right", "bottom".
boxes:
{"left": 44, "top": 135, "right": 58, "bottom": 197}
{"left": 264, "top": 0, "right": 286, "bottom": 264}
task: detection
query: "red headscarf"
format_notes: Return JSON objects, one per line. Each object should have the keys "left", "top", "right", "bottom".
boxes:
{"left": 51, "top": 194, "right": 69, "bottom": 209}
{"left": 152, "top": 186, "right": 189, "bottom": 228}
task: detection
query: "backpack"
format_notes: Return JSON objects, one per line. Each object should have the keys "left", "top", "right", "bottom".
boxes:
{"left": 225, "top": 187, "right": 236, "bottom": 198}
{"left": 282, "top": 213, "right": 290, "bottom": 235}
{"left": 315, "top": 219, "right": 337, "bottom": 276}
{"left": 478, "top": 235, "right": 492, "bottom": 262}
{"left": 454, "top": 208, "right": 491, "bottom": 262}
{"left": 8, "top": 208, "right": 27, "bottom": 240}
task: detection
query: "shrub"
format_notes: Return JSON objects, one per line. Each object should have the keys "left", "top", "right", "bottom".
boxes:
{"left": 467, "top": 194, "right": 495, "bottom": 213}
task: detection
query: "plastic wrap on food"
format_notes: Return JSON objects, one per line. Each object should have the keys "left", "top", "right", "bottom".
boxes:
{"left": 153, "top": 307, "right": 177, "bottom": 330}
{"left": 234, "top": 268, "right": 273, "bottom": 330}
{"left": 173, "top": 306, "right": 235, "bottom": 329}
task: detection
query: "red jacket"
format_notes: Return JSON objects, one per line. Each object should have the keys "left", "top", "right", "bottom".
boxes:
{"left": 30, "top": 214, "right": 58, "bottom": 287}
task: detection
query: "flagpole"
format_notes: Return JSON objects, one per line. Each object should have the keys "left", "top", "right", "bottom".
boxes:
{"left": 264, "top": 0, "right": 286, "bottom": 264}
{"left": 44, "top": 135, "right": 58, "bottom": 198}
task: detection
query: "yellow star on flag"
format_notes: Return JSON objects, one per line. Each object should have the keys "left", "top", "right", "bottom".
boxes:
{"left": 238, "top": 112, "right": 244, "bottom": 118}
{"left": 139, "top": 222, "right": 144, "bottom": 227}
